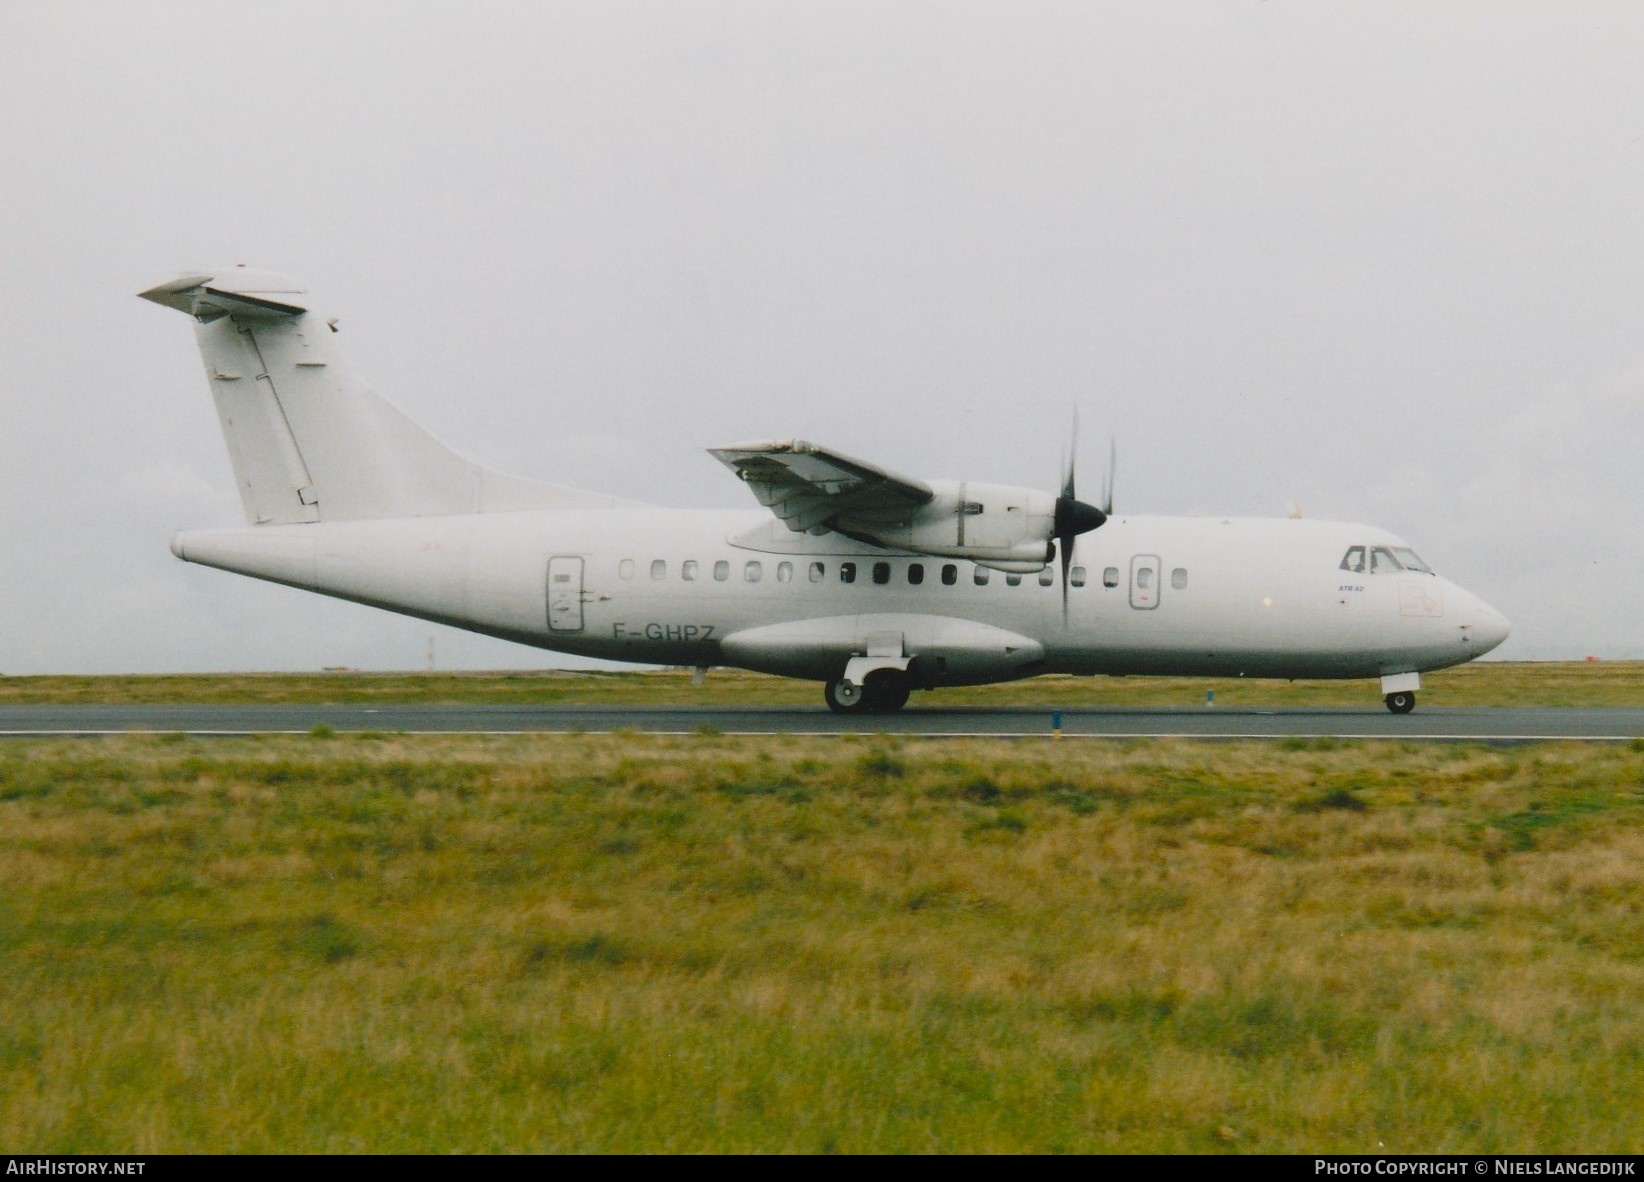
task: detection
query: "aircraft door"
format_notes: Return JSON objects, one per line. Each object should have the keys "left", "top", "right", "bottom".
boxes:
{"left": 1129, "top": 555, "right": 1161, "bottom": 610}
{"left": 547, "top": 556, "right": 585, "bottom": 632}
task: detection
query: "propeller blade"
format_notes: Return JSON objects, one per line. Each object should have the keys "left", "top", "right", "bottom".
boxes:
{"left": 1102, "top": 436, "right": 1115, "bottom": 516}
{"left": 1063, "top": 409, "right": 1079, "bottom": 504}
{"left": 1060, "top": 537, "right": 1071, "bottom": 622}
{"left": 1053, "top": 410, "right": 1106, "bottom": 623}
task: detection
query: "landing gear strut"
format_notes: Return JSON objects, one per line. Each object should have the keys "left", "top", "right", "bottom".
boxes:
{"left": 1384, "top": 691, "right": 1416, "bottom": 715}
{"left": 824, "top": 670, "right": 911, "bottom": 714}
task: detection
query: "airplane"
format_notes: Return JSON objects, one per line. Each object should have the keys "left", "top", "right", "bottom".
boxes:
{"left": 139, "top": 266, "right": 1510, "bottom": 715}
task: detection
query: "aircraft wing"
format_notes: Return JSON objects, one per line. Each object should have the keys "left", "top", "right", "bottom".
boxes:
{"left": 708, "top": 440, "right": 935, "bottom": 534}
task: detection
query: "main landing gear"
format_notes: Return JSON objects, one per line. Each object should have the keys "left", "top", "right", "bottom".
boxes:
{"left": 1384, "top": 691, "right": 1416, "bottom": 715}
{"left": 824, "top": 670, "right": 911, "bottom": 714}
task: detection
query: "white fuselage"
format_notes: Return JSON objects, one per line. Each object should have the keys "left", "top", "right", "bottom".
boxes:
{"left": 172, "top": 506, "right": 1510, "bottom": 686}
{"left": 139, "top": 267, "right": 1511, "bottom": 703}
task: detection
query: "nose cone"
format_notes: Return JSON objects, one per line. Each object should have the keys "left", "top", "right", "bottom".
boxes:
{"left": 1472, "top": 599, "right": 1511, "bottom": 656}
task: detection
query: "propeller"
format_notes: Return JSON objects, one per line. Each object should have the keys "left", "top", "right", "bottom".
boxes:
{"left": 1052, "top": 414, "right": 1109, "bottom": 622}
{"left": 1101, "top": 435, "right": 1115, "bottom": 517}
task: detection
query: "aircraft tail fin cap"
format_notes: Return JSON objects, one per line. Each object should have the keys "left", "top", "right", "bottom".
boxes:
{"left": 138, "top": 268, "right": 308, "bottom": 322}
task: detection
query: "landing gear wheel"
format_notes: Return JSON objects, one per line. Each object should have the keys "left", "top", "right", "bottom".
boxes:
{"left": 1385, "top": 691, "right": 1416, "bottom": 715}
{"left": 862, "top": 670, "right": 911, "bottom": 714}
{"left": 825, "top": 678, "right": 867, "bottom": 714}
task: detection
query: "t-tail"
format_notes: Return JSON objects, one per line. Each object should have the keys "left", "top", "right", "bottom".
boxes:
{"left": 140, "top": 267, "right": 632, "bottom": 524}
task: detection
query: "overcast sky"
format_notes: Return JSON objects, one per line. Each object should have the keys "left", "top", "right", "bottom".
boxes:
{"left": 3, "top": 0, "right": 1641, "bottom": 674}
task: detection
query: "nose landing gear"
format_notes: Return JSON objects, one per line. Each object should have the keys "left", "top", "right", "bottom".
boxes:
{"left": 1380, "top": 673, "right": 1420, "bottom": 715}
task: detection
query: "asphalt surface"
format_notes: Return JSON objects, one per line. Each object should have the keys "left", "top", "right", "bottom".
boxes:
{"left": 1, "top": 703, "right": 1640, "bottom": 740}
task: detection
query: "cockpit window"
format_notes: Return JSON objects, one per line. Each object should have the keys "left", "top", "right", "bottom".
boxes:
{"left": 1343, "top": 543, "right": 1435, "bottom": 575}
{"left": 1393, "top": 547, "right": 1433, "bottom": 574}
{"left": 1370, "top": 546, "right": 1402, "bottom": 575}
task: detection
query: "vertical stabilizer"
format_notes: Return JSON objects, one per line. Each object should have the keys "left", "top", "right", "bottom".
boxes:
{"left": 140, "top": 268, "right": 635, "bottom": 524}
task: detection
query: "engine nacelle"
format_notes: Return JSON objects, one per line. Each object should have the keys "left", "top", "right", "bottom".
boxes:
{"left": 857, "top": 480, "right": 1056, "bottom": 572}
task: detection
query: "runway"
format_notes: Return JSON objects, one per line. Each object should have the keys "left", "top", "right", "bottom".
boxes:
{"left": 1, "top": 703, "right": 1640, "bottom": 741}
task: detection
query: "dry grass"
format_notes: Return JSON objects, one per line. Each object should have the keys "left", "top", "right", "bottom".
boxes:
{"left": 1, "top": 660, "right": 1640, "bottom": 707}
{"left": 1, "top": 733, "right": 1642, "bottom": 1151}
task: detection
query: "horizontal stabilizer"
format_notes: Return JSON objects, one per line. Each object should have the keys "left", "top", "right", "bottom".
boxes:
{"left": 138, "top": 268, "right": 308, "bottom": 322}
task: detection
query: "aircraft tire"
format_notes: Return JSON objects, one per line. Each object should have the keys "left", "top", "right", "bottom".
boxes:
{"left": 862, "top": 670, "right": 911, "bottom": 714}
{"left": 1384, "top": 691, "right": 1416, "bottom": 714}
{"left": 825, "top": 678, "right": 867, "bottom": 714}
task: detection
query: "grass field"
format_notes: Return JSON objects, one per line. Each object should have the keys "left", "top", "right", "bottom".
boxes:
{"left": 2, "top": 659, "right": 1641, "bottom": 708}
{"left": 3, "top": 732, "right": 1642, "bottom": 1152}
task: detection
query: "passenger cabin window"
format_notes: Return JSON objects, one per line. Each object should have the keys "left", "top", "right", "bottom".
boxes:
{"left": 1339, "top": 546, "right": 1366, "bottom": 574}
{"left": 809, "top": 561, "right": 825, "bottom": 582}
{"left": 650, "top": 559, "right": 667, "bottom": 581}
{"left": 941, "top": 564, "right": 957, "bottom": 585}
{"left": 1370, "top": 546, "right": 1402, "bottom": 575}
{"left": 777, "top": 561, "right": 793, "bottom": 583}
{"left": 619, "top": 559, "right": 634, "bottom": 580}
{"left": 681, "top": 560, "right": 698, "bottom": 581}
{"left": 1037, "top": 568, "right": 1054, "bottom": 587}
{"left": 841, "top": 562, "right": 857, "bottom": 584}
{"left": 744, "top": 561, "right": 763, "bottom": 582}
{"left": 908, "top": 563, "right": 925, "bottom": 585}
{"left": 974, "top": 567, "right": 990, "bottom": 586}
{"left": 873, "top": 562, "right": 890, "bottom": 585}
{"left": 1136, "top": 567, "right": 1154, "bottom": 590}
{"left": 1103, "top": 567, "right": 1120, "bottom": 588}
{"left": 1006, "top": 574, "right": 1022, "bottom": 587}
{"left": 1171, "top": 568, "right": 1188, "bottom": 590}
{"left": 713, "top": 560, "right": 729, "bottom": 582}
{"left": 1070, "top": 565, "right": 1087, "bottom": 588}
